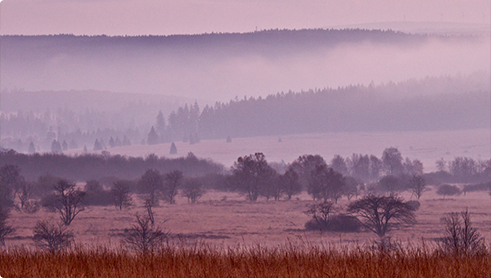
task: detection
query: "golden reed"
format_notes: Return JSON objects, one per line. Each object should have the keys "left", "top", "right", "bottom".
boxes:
{"left": 0, "top": 242, "right": 490, "bottom": 278}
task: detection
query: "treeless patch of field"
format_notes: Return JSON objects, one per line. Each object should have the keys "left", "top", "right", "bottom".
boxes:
{"left": 5, "top": 188, "right": 491, "bottom": 249}
{"left": 66, "top": 128, "right": 491, "bottom": 172}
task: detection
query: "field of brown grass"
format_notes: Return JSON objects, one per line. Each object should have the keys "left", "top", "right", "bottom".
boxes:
{"left": 1, "top": 243, "right": 490, "bottom": 278}
{"left": 5, "top": 187, "right": 491, "bottom": 249}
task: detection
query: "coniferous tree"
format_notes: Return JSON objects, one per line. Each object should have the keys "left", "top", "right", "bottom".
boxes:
{"left": 169, "top": 142, "right": 177, "bottom": 154}
{"left": 147, "top": 127, "right": 159, "bottom": 145}
{"left": 51, "top": 140, "right": 62, "bottom": 154}
{"left": 28, "top": 142, "right": 36, "bottom": 154}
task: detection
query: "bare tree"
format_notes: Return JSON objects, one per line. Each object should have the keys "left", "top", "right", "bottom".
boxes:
{"left": 16, "top": 182, "right": 32, "bottom": 209}
{"left": 409, "top": 175, "right": 428, "bottom": 200}
{"left": 439, "top": 209, "right": 485, "bottom": 255}
{"left": 138, "top": 169, "right": 163, "bottom": 207}
{"left": 122, "top": 214, "right": 168, "bottom": 254}
{"left": 163, "top": 170, "right": 183, "bottom": 204}
{"left": 32, "top": 220, "right": 73, "bottom": 252}
{"left": 0, "top": 206, "right": 15, "bottom": 247}
{"left": 111, "top": 181, "right": 132, "bottom": 210}
{"left": 144, "top": 199, "right": 155, "bottom": 225}
{"left": 52, "top": 180, "right": 86, "bottom": 225}
{"left": 347, "top": 195, "right": 416, "bottom": 238}
{"left": 181, "top": 178, "right": 206, "bottom": 203}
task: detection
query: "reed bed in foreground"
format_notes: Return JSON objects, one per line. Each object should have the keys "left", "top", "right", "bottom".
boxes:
{"left": 1, "top": 243, "right": 490, "bottom": 278}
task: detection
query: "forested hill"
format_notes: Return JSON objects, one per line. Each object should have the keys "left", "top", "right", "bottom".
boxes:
{"left": 1, "top": 29, "right": 471, "bottom": 98}
{"left": 1, "top": 29, "right": 429, "bottom": 57}
{"left": 160, "top": 73, "right": 490, "bottom": 140}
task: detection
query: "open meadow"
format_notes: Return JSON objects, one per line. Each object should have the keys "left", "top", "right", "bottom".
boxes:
{"left": 5, "top": 186, "right": 491, "bottom": 249}
{"left": 2, "top": 186, "right": 491, "bottom": 278}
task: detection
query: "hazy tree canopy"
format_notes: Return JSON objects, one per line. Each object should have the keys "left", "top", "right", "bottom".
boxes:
{"left": 231, "top": 153, "right": 276, "bottom": 201}
{"left": 0, "top": 150, "right": 223, "bottom": 181}
{"left": 382, "top": 147, "right": 404, "bottom": 176}
{"left": 308, "top": 165, "right": 345, "bottom": 203}
{"left": 138, "top": 169, "right": 163, "bottom": 206}
{"left": 163, "top": 170, "right": 183, "bottom": 204}
{"left": 0, "top": 164, "right": 24, "bottom": 208}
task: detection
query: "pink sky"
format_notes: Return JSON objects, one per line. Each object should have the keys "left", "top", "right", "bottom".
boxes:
{"left": 0, "top": 0, "right": 489, "bottom": 35}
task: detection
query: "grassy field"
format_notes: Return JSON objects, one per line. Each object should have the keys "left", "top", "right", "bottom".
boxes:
{"left": 66, "top": 128, "right": 491, "bottom": 172}
{"left": 1, "top": 243, "right": 490, "bottom": 278}
{"left": 5, "top": 188, "right": 491, "bottom": 249}
{"left": 2, "top": 185, "right": 490, "bottom": 277}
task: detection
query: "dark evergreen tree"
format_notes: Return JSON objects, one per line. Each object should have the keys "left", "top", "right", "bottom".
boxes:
{"left": 147, "top": 127, "right": 159, "bottom": 145}
{"left": 61, "top": 140, "right": 68, "bottom": 151}
{"left": 51, "top": 140, "right": 62, "bottom": 154}
{"left": 169, "top": 142, "right": 177, "bottom": 154}
{"left": 108, "top": 137, "right": 115, "bottom": 148}
{"left": 93, "top": 139, "right": 103, "bottom": 151}
{"left": 28, "top": 142, "right": 36, "bottom": 154}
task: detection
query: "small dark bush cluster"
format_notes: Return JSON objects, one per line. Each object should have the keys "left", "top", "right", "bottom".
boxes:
{"left": 83, "top": 191, "right": 114, "bottom": 206}
{"left": 305, "top": 214, "right": 361, "bottom": 232}
{"left": 406, "top": 200, "right": 420, "bottom": 211}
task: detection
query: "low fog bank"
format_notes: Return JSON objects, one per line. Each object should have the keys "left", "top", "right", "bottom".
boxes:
{"left": 1, "top": 29, "right": 489, "bottom": 101}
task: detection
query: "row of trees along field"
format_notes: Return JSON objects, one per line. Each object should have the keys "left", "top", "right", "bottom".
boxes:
{"left": 1, "top": 148, "right": 490, "bottom": 252}
{"left": 1, "top": 147, "right": 489, "bottom": 212}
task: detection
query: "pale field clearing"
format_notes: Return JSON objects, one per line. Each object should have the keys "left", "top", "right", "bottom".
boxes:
{"left": 5, "top": 188, "right": 491, "bottom": 249}
{"left": 67, "top": 128, "right": 491, "bottom": 172}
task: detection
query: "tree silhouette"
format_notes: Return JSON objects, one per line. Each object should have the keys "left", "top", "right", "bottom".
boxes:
{"left": 163, "top": 170, "right": 183, "bottom": 204}
{"left": 138, "top": 169, "right": 163, "bottom": 207}
{"left": 111, "top": 181, "right": 132, "bottom": 210}
{"left": 52, "top": 179, "right": 86, "bottom": 225}
{"left": 147, "top": 126, "right": 159, "bottom": 145}
{"left": 169, "top": 142, "right": 177, "bottom": 154}
{"left": 347, "top": 195, "right": 416, "bottom": 238}
{"left": 231, "top": 153, "right": 276, "bottom": 201}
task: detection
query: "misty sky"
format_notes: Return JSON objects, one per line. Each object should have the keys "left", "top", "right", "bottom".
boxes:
{"left": 1, "top": 0, "right": 489, "bottom": 35}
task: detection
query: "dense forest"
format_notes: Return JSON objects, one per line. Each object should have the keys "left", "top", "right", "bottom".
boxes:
{"left": 157, "top": 73, "right": 489, "bottom": 141}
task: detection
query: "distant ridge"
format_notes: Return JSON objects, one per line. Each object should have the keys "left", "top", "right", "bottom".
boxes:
{"left": 328, "top": 21, "right": 490, "bottom": 35}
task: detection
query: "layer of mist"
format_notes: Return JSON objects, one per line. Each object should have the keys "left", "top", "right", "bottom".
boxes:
{"left": 1, "top": 29, "right": 489, "bottom": 101}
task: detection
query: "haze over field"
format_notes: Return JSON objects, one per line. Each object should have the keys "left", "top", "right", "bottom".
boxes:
{"left": 1, "top": 1, "right": 491, "bottom": 265}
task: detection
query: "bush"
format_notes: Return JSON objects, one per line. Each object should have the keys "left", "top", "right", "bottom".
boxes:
{"left": 32, "top": 220, "right": 73, "bottom": 252}
{"left": 305, "top": 213, "right": 361, "bottom": 232}
{"left": 406, "top": 200, "right": 420, "bottom": 211}
{"left": 23, "top": 200, "right": 40, "bottom": 214}
{"left": 436, "top": 184, "right": 461, "bottom": 199}
{"left": 327, "top": 214, "right": 362, "bottom": 232}
{"left": 83, "top": 190, "right": 113, "bottom": 206}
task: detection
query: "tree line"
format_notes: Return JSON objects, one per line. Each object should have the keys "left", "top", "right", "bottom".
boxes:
{"left": 151, "top": 74, "right": 489, "bottom": 142}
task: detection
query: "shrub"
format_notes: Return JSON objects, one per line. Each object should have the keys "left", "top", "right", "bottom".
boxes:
{"left": 306, "top": 213, "right": 361, "bottom": 232}
{"left": 406, "top": 200, "right": 420, "bottom": 211}
{"left": 32, "top": 220, "right": 73, "bottom": 252}
{"left": 83, "top": 190, "right": 114, "bottom": 206}
{"left": 436, "top": 184, "right": 461, "bottom": 199}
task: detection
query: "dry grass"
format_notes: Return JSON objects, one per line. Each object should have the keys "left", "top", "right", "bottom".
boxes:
{"left": 6, "top": 189, "right": 491, "bottom": 248}
{"left": 1, "top": 243, "right": 490, "bottom": 278}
